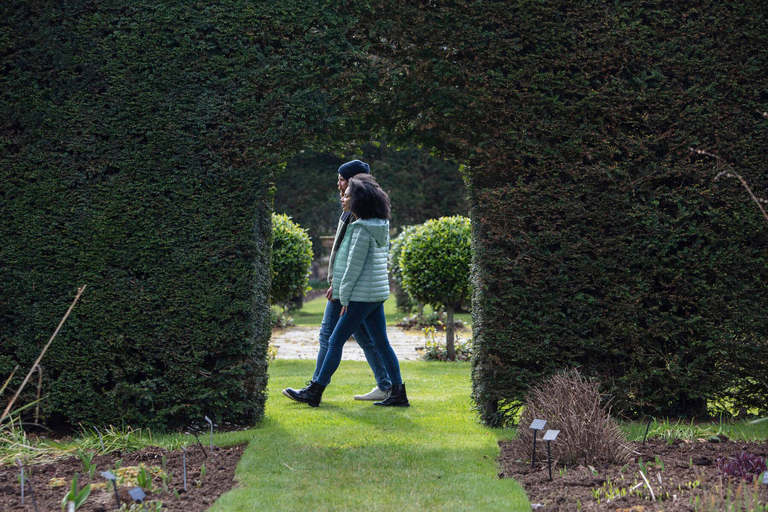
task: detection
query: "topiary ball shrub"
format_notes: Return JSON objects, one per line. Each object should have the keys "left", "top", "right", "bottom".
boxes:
{"left": 509, "top": 369, "right": 631, "bottom": 467}
{"left": 400, "top": 216, "right": 472, "bottom": 360}
{"left": 389, "top": 225, "right": 420, "bottom": 314}
{"left": 270, "top": 213, "right": 313, "bottom": 307}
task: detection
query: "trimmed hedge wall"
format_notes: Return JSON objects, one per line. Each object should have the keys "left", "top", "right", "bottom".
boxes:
{"left": 0, "top": 2, "right": 360, "bottom": 429}
{"left": 4, "top": 0, "right": 768, "bottom": 429}
{"left": 353, "top": 1, "right": 768, "bottom": 423}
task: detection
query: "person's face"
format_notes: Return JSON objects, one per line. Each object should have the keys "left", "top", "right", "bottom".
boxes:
{"left": 341, "top": 186, "right": 352, "bottom": 212}
{"left": 337, "top": 174, "right": 348, "bottom": 196}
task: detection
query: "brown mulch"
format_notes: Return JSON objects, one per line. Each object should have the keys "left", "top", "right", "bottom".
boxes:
{"left": 498, "top": 438, "right": 768, "bottom": 511}
{"left": 0, "top": 444, "right": 245, "bottom": 511}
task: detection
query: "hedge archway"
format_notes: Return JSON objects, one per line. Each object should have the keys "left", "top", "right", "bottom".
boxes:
{"left": 3, "top": 1, "right": 768, "bottom": 429}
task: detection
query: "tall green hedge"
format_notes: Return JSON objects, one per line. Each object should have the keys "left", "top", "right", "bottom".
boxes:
{"left": 0, "top": 1, "right": 361, "bottom": 429}
{"left": 4, "top": 0, "right": 768, "bottom": 429}
{"left": 352, "top": 1, "right": 768, "bottom": 423}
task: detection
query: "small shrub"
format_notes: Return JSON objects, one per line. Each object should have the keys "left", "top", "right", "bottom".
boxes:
{"left": 400, "top": 216, "right": 472, "bottom": 360}
{"left": 421, "top": 326, "right": 472, "bottom": 362}
{"left": 716, "top": 452, "right": 767, "bottom": 483}
{"left": 389, "top": 225, "right": 420, "bottom": 313}
{"left": 270, "top": 305, "right": 295, "bottom": 328}
{"left": 270, "top": 213, "right": 313, "bottom": 306}
{"left": 507, "top": 368, "right": 631, "bottom": 467}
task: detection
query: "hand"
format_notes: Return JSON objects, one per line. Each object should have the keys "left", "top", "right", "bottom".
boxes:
{"left": 340, "top": 305, "right": 347, "bottom": 316}
{"left": 325, "top": 286, "right": 333, "bottom": 300}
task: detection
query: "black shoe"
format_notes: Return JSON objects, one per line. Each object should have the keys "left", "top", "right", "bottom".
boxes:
{"left": 282, "top": 381, "right": 311, "bottom": 401}
{"left": 283, "top": 381, "right": 325, "bottom": 407}
{"left": 374, "top": 383, "right": 410, "bottom": 407}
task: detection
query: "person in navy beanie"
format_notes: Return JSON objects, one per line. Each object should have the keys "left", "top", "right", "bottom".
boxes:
{"left": 337, "top": 159, "right": 370, "bottom": 181}
{"left": 283, "top": 159, "right": 392, "bottom": 404}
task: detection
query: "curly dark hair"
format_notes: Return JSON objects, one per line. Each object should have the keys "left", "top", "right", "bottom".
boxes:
{"left": 348, "top": 174, "right": 391, "bottom": 220}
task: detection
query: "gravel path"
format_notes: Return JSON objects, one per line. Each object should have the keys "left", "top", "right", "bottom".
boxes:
{"left": 270, "top": 326, "right": 428, "bottom": 361}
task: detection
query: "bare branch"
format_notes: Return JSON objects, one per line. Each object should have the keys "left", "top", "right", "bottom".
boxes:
{"left": 690, "top": 148, "right": 768, "bottom": 225}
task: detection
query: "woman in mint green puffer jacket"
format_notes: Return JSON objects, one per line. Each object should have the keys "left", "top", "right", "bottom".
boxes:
{"left": 282, "top": 174, "right": 409, "bottom": 408}
{"left": 331, "top": 216, "right": 390, "bottom": 306}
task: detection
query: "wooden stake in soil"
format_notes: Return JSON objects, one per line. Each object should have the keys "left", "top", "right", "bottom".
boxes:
{"left": 0, "top": 285, "right": 86, "bottom": 424}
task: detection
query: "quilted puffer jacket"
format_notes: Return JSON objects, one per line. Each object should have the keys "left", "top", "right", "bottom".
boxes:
{"left": 332, "top": 218, "right": 390, "bottom": 306}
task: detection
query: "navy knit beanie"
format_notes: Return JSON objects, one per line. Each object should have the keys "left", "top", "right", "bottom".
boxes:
{"left": 337, "top": 160, "right": 371, "bottom": 180}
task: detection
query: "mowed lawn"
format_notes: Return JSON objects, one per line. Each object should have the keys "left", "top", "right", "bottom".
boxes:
{"left": 211, "top": 360, "right": 529, "bottom": 511}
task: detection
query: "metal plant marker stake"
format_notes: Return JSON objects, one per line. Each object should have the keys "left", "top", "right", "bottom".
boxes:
{"left": 763, "top": 471, "right": 768, "bottom": 485}
{"left": 16, "top": 459, "right": 24, "bottom": 505}
{"left": 204, "top": 415, "right": 214, "bottom": 451}
{"left": 181, "top": 445, "right": 188, "bottom": 491}
{"left": 642, "top": 417, "right": 652, "bottom": 446}
{"left": 542, "top": 430, "right": 560, "bottom": 481}
{"left": 529, "top": 419, "right": 547, "bottom": 468}
{"left": 24, "top": 474, "right": 39, "bottom": 512}
{"left": 94, "top": 426, "right": 105, "bottom": 452}
{"left": 191, "top": 430, "right": 208, "bottom": 459}
{"left": 101, "top": 471, "right": 120, "bottom": 507}
{"left": 129, "top": 486, "right": 146, "bottom": 505}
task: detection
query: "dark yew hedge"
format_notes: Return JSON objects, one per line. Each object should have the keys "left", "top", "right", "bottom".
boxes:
{"left": 0, "top": 2, "right": 360, "bottom": 429}
{"left": 353, "top": 1, "right": 768, "bottom": 423}
{"left": 3, "top": 0, "right": 768, "bottom": 430}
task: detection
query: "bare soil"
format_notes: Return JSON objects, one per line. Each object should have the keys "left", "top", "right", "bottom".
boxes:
{"left": 498, "top": 438, "right": 768, "bottom": 511}
{"left": 0, "top": 443, "right": 245, "bottom": 512}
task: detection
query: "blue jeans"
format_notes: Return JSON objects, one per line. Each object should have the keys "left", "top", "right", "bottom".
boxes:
{"left": 315, "top": 301, "right": 402, "bottom": 388}
{"left": 312, "top": 299, "right": 392, "bottom": 391}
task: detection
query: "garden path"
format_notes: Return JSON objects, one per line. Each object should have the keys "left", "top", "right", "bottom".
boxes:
{"left": 270, "top": 326, "right": 427, "bottom": 361}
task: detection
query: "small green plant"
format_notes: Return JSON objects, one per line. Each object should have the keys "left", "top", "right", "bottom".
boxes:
{"left": 421, "top": 325, "right": 472, "bottom": 362}
{"left": 136, "top": 464, "right": 154, "bottom": 492}
{"left": 77, "top": 449, "right": 96, "bottom": 479}
{"left": 270, "top": 213, "right": 313, "bottom": 307}
{"left": 60, "top": 473, "right": 91, "bottom": 511}
{"left": 270, "top": 304, "right": 295, "bottom": 328}
{"left": 692, "top": 473, "right": 768, "bottom": 512}
{"left": 118, "top": 501, "right": 163, "bottom": 512}
{"left": 160, "top": 455, "right": 172, "bottom": 492}
{"left": 654, "top": 455, "right": 665, "bottom": 472}
{"left": 200, "top": 462, "right": 207, "bottom": 480}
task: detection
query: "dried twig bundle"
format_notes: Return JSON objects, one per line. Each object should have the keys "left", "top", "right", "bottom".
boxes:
{"left": 509, "top": 368, "right": 631, "bottom": 467}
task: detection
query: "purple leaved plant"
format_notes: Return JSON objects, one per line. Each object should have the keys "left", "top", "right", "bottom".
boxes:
{"left": 716, "top": 452, "right": 767, "bottom": 483}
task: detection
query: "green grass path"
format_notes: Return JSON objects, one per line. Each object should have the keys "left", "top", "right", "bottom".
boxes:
{"left": 211, "top": 360, "right": 529, "bottom": 511}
